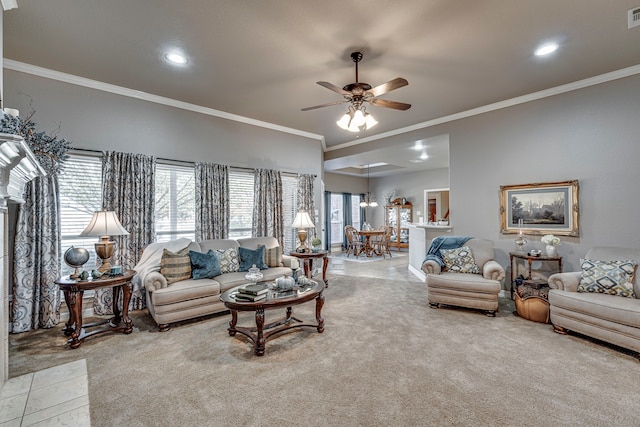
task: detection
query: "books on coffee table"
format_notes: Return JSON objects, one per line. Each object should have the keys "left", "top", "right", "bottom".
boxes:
{"left": 239, "top": 283, "right": 269, "bottom": 295}
{"left": 234, "top": 292, "right": 267, "bottom": 302}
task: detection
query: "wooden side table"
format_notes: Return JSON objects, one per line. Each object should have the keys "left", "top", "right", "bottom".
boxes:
{"left": 289, "top": 251, "right": 328, "bottom": 286}
{"left": 55, "top": 270, "right": 136, "bottom": 349}
{"left": 509, "top": 252, "right": 562, "bottom": 299}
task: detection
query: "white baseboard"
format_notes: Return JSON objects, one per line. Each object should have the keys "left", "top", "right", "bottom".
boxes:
{"left": 408, "top": 264, "right": 426, "bottom": 282}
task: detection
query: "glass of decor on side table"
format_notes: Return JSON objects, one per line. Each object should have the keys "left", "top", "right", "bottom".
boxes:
{"left": 541, "top": 234, "right": 561, "bottom": 257}
{"left": 514, "top": 218, "right": 527, "bottom": 252}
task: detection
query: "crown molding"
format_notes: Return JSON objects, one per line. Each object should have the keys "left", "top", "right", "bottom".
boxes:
{"left": 3, "top": 59, "right": 325, "bottom": 145}
{"left": 1, "top": 0, "right": 18, "bottom": 11}
{"left": 326, "top": 63, "right": 640, "bottom": 152}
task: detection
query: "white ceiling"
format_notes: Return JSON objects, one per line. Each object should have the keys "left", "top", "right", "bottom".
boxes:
{"left": 4, "top": 1, "right": 640, "bottom": 177}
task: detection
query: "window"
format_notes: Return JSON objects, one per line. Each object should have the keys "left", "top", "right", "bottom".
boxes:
{"left": 228, "top": 170, "right": 254, "bottom": 239}
{"left": 58, "top": 154, "right": 103, "bottom": 276}
{"left": 282, "top": 175, "right": 298, "bottom": 253}
{"left": 155, "top": 163, "right": 195, "bottom": 242}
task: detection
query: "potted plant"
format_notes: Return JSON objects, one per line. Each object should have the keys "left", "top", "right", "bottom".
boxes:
{"left": 311, "top": 237, "right": 322, "bottom": 252}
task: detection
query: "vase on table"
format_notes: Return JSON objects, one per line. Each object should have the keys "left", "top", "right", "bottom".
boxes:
{"left": 545, "top": 245, "right": 557, "bottom": 257}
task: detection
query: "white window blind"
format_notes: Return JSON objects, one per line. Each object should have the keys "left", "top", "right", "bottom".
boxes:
{"left": 228, "top": 170, "right": 254, "bottom": 239}
{"left": 58, "top": 154, "right": 103, "bottom": 276}
{"left": 282, "top": 175, "right": 297, "bottom": 253}
{"left": 155, "top": 163, "right": 195, "bottom": 242}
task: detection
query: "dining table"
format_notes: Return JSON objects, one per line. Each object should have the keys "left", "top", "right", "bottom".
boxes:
{"left": 356, "top": 229, "right": 385, "bottom": 257}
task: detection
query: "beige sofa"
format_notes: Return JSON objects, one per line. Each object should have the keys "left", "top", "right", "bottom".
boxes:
{"left": 136, "top": 236, "right": 293, "bottom": 331}
{"left": 547, "top": 246, "right": 640, "bottom": 359}
{"left": 422, "top": 238, "right": 505, "bottom": 316}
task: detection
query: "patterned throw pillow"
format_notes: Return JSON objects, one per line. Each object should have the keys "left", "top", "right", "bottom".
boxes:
{"left": 238, "top": 245, "right": 268, "bottom": 271}
{"left": 189, "top": 250, "right": 222, "bottom": 279}
{"left": 214, "top": 248, "right": 240, "bottom": 273}
{"left": 261, "top": 245, "right": 283, "bottom": 267}
{"left": 440, "top": 246, "right": 481, "bottom": 274}
{"left": 577, "top": 259, "right": 637, "bottom": 298}
{"left": 160, "top": 246, "right": 192, "bottom": 284}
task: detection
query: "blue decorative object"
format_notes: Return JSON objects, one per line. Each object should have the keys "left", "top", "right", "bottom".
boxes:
{"left": 189, "top": 250, "right": 222, "bottom": 279}
{"left": 238, "top": 246, "right": 268, "bottom": 271}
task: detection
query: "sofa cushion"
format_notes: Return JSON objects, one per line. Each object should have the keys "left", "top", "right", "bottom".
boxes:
{"left": 549, "top": 289, "right": 640, "bottom": 329}
{"left": 214, "top": 248, "right": 240, "bottom": 273}
{"left": 578, "top": 259, "right": 636, "bottom": 298}
{"left": 440, "top": 246, "right": 481, "bottom": 274}
{"left": 160, "top": 247, "right": 192, "bottom": 284}
{"left": 189, "top": 250, "right": 222, "bottom": 279}
{"left": 238, "top": 245, "right": 268, "bottom": 271}
{"left": 150, "top": 278, "right": 220, "bottom": 306}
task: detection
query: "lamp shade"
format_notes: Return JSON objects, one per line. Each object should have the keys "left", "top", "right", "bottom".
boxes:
{"left": 291, "top": 211, "right": 315, "bottom": 229}
{"left": 80, "top": 210, "right": 130, "bottom": 237}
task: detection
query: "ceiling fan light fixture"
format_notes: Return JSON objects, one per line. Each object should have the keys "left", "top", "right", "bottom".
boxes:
{"left": 336, "top": 112, "right": 352, "bottom": 130}
{"left": 364, "top": 112, "right": 378, "bottom": 129}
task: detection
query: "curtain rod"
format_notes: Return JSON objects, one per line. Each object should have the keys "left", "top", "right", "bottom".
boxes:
{"left": 69, "top": 147, "right": 316, "bottom": 177}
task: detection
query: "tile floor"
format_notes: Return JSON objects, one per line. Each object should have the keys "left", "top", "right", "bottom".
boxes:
{"left": 0, "top": 359, "right": 90, "bottom": 426}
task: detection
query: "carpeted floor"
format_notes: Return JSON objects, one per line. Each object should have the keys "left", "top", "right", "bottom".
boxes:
{"left": 8, "top": 260, "right": 640, "bottom": 426}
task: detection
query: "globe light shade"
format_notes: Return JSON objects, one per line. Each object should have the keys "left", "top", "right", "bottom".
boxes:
{"left": 336, "top": 113, "right": 351, "bottom": 130}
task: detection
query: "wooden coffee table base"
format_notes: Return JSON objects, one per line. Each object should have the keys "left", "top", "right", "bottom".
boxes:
{"left": 227, "top": 295, "right": 324, "bottom": 356}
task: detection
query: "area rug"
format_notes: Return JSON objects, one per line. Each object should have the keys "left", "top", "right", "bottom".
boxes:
{"left": 328, "top": 251, "right": 406, "bottom": 263}
{"left": 8, "top": 274, "right": 640, "bottom": 426}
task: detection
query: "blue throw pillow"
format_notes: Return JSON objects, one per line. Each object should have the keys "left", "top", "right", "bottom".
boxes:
{"left": 189, "top": 250, "right": 222, "bottom": 279}
{"left": 238, "top": 246, "right": 268, "bottom": 272}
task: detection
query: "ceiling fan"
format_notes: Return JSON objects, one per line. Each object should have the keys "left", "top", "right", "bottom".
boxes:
{"left": 301, "top": 51, "right": 411, "bottom": 132}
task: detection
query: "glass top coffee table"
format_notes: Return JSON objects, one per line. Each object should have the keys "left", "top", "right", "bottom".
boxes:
{"left": 220, "top": 280, "right": 325, "bottom": 356}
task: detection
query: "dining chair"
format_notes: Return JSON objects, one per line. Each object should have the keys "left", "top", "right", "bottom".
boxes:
{"left": 344, "top": 225, "right": 363, "bottom": 258}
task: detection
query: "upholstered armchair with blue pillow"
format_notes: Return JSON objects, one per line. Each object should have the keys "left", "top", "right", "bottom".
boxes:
{"left": 422, "top": 238, "right": 505, "bottom": 316}
{"left": 548, "top": 246, "right": 640, "bottom": 359}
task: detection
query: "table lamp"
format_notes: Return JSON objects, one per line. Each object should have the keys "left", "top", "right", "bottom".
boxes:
{"left": 291, "top": 211, "right": 315, "bottom": 252}
{"left": 80, "top": 209, "right": 130, "bottom": 273}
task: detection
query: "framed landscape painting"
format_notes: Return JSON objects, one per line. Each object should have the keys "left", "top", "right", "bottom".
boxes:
{"left": 500, "top": 180, "right": 579, "bottom": 236}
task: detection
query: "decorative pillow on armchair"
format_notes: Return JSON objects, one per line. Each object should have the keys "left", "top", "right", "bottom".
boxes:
{"left": 440, "top": 246, "right": 481, "bottom": 274}
{"left": 189, "top": 250, "right": 222, "bottom": 279}
{"left": 577, "top": 259, "right": 637, "bottom": 298}
{"left": 238, "top": 246, "right": 269, "bottom": 271}
{"left": 214, "top": 248, "right": 240, "bottom": 273}
{"left": 160, "top": 246, "right": 192, "bottom": 284}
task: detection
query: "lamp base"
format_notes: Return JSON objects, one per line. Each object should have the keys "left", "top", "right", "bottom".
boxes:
{"left": 95, "top": 239, "right": 115, "bottom": 274}
{"left": 297, "top": 229, "right": 309, "bottom": 253}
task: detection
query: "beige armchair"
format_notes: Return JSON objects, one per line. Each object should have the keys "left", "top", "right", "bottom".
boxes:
{"left": 548, "top": 246, "right": 640, "bottom": 359}
{"left": 423, "top": 238, "right": 505, "bottom": 316}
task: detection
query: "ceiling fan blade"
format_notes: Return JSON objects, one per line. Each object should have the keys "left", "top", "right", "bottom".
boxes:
{"left": 301, "top": 100, "right": 349, "bottom": 111}
{"left": 316, "top": 81, "right": 351, "bottom": 96}
{"left": 367, "top": 78, "right": 408, "bottom": 97}
{"left": 369, "top": 98, "right": 412, "bottom": 111}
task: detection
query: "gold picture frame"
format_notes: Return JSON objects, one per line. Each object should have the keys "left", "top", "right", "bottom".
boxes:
{"left": 500, "top": 180, "right": 579, "bottom": 236}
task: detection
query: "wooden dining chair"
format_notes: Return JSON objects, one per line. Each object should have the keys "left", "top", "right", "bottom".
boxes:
{"left": 374, "top": 226, "right": 393, "bottom": 258}
{"left": 344, "top": 225, "right": 363, "bottom": 258}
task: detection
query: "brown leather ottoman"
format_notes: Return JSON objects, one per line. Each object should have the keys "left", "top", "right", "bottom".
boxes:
{"left": 515, "top": 279, "right": 550, "bottom": 323}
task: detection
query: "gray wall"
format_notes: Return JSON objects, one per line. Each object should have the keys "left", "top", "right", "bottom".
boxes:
{"left": 324, "top": 172, "right": 367, "bottom": 195}
{"left": 4, "top": 70, "right": 325, "bottom": 234}
{"left": 327, "top": 73, "right": 640, "bottom": 271}
{"left": 369, "top": 167, "right": 450, "bottom": 227}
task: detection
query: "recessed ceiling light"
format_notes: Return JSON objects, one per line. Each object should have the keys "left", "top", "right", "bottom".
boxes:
{"left": 165, "top": 52, "right": 188, "bottom": 64}
{"left": 420, "top": 152, "right": 429, "bottom": 160}
{"left": 534, "top": 42, "right": 559, "bottom": 57}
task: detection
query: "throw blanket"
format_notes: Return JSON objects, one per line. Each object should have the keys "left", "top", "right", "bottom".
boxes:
{"left": 132, "top": 238, "right": 193, "bottom": 291}
{"left": 423, "top": 236, "right": 472, "bottom": 267}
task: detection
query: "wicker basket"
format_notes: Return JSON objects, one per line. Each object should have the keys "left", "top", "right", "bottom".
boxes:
{"left": 515, "top": 293, "right": 550, "bottom": 323}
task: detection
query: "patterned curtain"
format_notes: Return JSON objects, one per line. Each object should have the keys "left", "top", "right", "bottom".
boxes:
{"left": 252, "top": 169, "right": 284, "bottom": 244}
{"left": 297, "top": 174, "right": 315, "bottom": 216}
{"left": 11, "top": 175, "right": 63, "bottom": 332}
{"left": 94, "top": 151, "right": 156, "bottom": 315}
{"left": 195, "top": 162, "right": 229, "bottom": 241}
